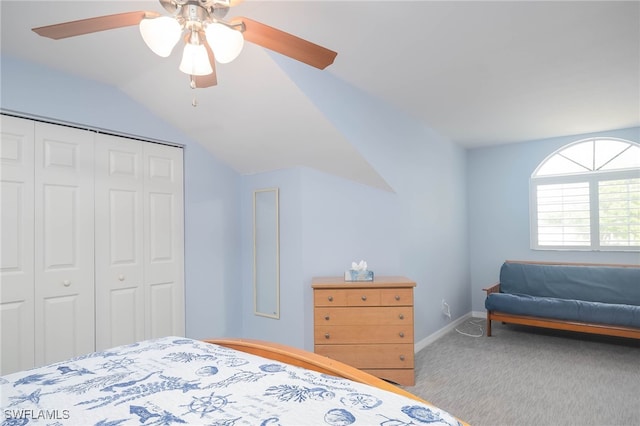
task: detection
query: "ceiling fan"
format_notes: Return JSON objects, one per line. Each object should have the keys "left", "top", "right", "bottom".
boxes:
{"left": 32, "top": 0, "right": 338, "bottom": 88}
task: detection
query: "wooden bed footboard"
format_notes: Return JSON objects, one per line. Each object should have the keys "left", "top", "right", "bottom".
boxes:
{"left": 205, "top": 338, "right": 430, "bottom": 404}
{"left": 207, "top": 338, "right": 470, "bottom": 425}
{"left": 206, "top": 338, "right": 473, "bottom": 426}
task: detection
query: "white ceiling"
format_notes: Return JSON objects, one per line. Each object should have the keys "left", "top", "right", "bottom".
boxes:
{"left": 1, "top": 0, "right": 639, "bottom": 189}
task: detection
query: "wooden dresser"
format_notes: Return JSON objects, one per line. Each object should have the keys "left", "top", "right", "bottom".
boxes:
{"left": 312, "top": 276, "right": 416, "bottom": 386}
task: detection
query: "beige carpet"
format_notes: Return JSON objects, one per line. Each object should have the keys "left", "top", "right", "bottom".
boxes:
{"left": 403, "top": 318, "right": 640, "bottom": 426}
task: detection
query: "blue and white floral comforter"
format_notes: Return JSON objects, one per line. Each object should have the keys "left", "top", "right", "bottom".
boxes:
{"left": 1, "top": 337, "right": 461, "bottom": 425}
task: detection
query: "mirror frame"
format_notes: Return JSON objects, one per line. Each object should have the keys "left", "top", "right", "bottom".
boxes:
{"left": 253, "top": 187, "right": 280, "bottom": 319}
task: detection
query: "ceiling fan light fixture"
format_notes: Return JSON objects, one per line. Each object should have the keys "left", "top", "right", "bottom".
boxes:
{"left": 139, "top": 16, "right": 182, "bottom": 57}
{"left": 205, "top": 22, "right": 244, "bottom": 64}
{"left": 179, "top": 42, "right": 213, "bottom": 76}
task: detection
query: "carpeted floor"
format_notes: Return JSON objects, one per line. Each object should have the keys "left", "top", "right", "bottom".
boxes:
{"left": 403, "top": 318, "right": 640, "bottom": 426}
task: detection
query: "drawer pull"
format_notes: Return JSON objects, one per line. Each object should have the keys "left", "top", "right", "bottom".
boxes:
{"left": 361, "top": 295, "right": 367, "bottom": 301}
{"left": 399, "top": 313, "right": 405, "bottom": 320}
{"left": 399, "top": 355, "right": 405, "bottom": 361}
{"left": 324, "top": 315, "right": 330, "bottom": 321}
{"left": 328, "top": 296, "right": 333, "bottom": 302}
{"left": 399, "top": 332, "right": 405, "bottom": 338}
{"left": 395, "top": 295, "right": 400, "bottom": 301}
{"left": 325, "top": 333, "right": 330, "bottom": 339}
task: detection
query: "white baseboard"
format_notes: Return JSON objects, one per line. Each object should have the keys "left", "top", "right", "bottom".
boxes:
{"left": 414, "top": 313, "right": 471, "bottom": 353}
{"left": 414, "top": 311, "right": 488, "bottom": 352}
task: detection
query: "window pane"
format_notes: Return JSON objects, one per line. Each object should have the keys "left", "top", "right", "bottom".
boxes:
{"left": 534, "top": 139, "right": 640, "bottom": 176}
{"left": 599, "top": 144, "right": 640, "bottom": 171}
{"left": 561, "top": 140, "right": 593, "bottom": 171}
{"left": 536, "top": 155, "right": 590, "bottom": 176}
{"left": 537, "top": 182, "right": 591, "bottom": 246}
{"left": 599, "top": 178, "right": 640, "bottom": 247}
{"left": 595, "top": 140, "right": 634, "bottom": 170}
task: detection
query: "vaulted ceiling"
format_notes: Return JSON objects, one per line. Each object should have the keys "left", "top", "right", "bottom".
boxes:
{"left": 1, "top": 1, "right": 638, "bottom": 189}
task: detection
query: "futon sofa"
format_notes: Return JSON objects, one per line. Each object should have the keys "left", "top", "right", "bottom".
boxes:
{"left": 484, "top": 261, "right": 640, "bottom": 339}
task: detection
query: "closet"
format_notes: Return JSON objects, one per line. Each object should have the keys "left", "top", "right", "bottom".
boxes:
{"left": 0, "top": 115, "right": 184, "bottom": 375}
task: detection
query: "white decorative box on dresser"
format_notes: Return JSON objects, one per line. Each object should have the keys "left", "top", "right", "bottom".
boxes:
{"left": 312, "top": 276, "right": 416, "bottom": 386}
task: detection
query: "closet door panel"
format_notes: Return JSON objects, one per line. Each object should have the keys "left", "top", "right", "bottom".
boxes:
{"left": 0, "top": 116, "right": 35, "bottom": 374}
{"left": 41, "top": 294, "right": 84, "bottom": 363}
{"left": 95, "top": 134, "right": 144, "bottom": 350}
{"left": 144, "top": 143, "right": 184, "bottom": 338}
{"left": 34, "top": 122, "right": 95, "bottom": 365}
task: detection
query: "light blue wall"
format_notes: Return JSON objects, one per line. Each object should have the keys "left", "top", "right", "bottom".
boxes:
{"left": 15, "top": 53, "right": 634, "bottom": 351}
{"left": 1, "top": 55, "right": 242, "bottom": 339}
{"left": 298, "top": 167, "right": 402, "bottom": 350}
{"left": 240, "top": 167, "right": 400, "bottom": 349}
{"left": 467, "top": 127, "right": 640, "bottom": 313}
{"left": 249, "top": 55, "right": 471, "bottom": 347}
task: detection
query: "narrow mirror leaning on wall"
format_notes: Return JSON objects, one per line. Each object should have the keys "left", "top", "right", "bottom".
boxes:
{"left": 253, "top": 188, "right": 280, "bottom": 319}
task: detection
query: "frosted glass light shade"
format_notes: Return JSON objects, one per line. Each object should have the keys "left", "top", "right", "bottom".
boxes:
{"left": 179, "top": 43, "right": 213, "bottom": 76}
{"left": 205, "top": 23, "right": 244, "bottom": 64}
{"left": 139, "top": 16, "right": 182, "bottom": 57}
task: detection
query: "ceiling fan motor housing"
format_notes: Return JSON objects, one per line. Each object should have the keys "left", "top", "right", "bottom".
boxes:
{"left": 160, "top": 0, "right": 230, "bottom": 17}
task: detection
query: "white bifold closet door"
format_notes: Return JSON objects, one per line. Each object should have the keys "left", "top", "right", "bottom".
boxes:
{"left": 33, "top": 122, "right": 96, "bottom": 367}
{"left": 94, "top": 134, "right": 145, "bottom": 350}
{"left": 94, "top": 134, "right": 185, "bottom": 351}
{"left": 141, "top": 142, "right": 185, "bottom": 342}
{"left": 1, "top": 115, "right": 36, "bottom": 374}
{"left": 1, "top": 115, "right": 184, "bottom": 374}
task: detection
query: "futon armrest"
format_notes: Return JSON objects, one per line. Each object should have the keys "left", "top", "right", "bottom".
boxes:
{"left": 483, "top": 283, "right": 500, "bottom": 295}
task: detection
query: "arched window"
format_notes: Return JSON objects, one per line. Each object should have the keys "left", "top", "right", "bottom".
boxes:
{"left": 530, "top": 138, "right": 640, "bottom": 251}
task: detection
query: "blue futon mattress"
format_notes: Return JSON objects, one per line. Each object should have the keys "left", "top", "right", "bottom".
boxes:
{"left": 485, "top": 292, "right": 640, "bottom": 328}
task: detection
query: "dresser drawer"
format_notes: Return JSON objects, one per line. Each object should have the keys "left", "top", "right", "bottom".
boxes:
{"left": 380, "top": 288, "right": 413, "bottom": 306}
{"left": 314, "top": 289, "right": 347, "bottom": 306}
{"left": 314, "top": 288, "right": 412, "bottom": 307}
{"left": 314, "top": 325, "right": 413, "bottom": 344}
{"left": 315, "top": 344, "right": 414, "bottom": 369}
{"left": 345, "top": 289, "right": 381, "bottom": 306}
{"left": 314, "top": 307, "right": 413, "bottom": 325}
{"left": 362, "top": 368, "right": 415, "bottom": 386}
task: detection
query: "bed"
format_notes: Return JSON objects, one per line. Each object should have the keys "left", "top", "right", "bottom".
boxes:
{"left": 1, "top": 336, "right": 466, "bottom": 425}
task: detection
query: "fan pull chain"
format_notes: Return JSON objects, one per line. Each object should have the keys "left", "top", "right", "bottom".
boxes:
{"left": 189, "top": 76, "right": 198, "bottom": 107}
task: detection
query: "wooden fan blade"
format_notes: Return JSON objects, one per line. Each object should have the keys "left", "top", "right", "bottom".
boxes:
{"left": 193, "top": 36, "right": 218, "bottom": 88}
{"left": 32, "top": 11, "right": 160, "bottom": 40}
{"left": 233, "top": 17, "right": 337, "bottom": 70}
